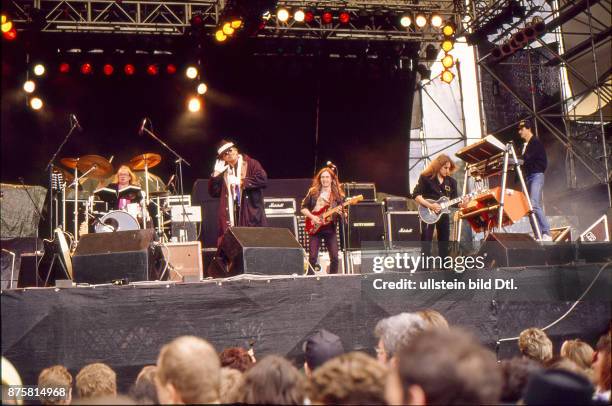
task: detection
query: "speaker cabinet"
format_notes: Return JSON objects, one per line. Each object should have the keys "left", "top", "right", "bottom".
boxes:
{"left": 73, "top": 229, "right": 157, "bottom": 284}
{"left": 580, "top": 215, "right": 609, "bottom": 242}
{"left": 386, "top": 211, "right": 420, "bottom": 248}
{"left": 266, "top": 214, "right": 298, "bottom": 236}
{"left": 479, "top": 233, "right": 543, "bottom": 268}
{"left": 347, "top": 202, "right": 385, "bottom": 250}
{"left": 219, "top": 227, "right": 304, "bottom": 277}
{"left": 162, "top": 241, "right": 203, "bottom": 281}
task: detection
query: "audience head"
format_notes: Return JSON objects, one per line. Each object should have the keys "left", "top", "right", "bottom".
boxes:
{"left": 156, "top": 335, "right": 221, "bottom": 404}
{"left": 231, "top": 355, "right": 305, "bottom": 404}
{"left": 545, "top": 356, "right": 591, "bottom": 380}
{"left": 561, "top": 339, "right": 594, "bottom": 371}
{"left": 219, "top": 347, "right": 254, "bottom": 372}
{"left": 374, "top": 312, "right": 426, "bottom": 365}
{"left": 129, "top": 365, "right": 158, "bottom": 404}
{"left": 75, "top": 363, "right": 117, "bottom": 400}
{"left": 499, "top": 357, "right": 542, "bottom": 403}
{"left": 417, "top": 309, "right": 449, "bottom": 330}
{"left": 519, "top": 328, "right": 553, "bottom": 363}
{"left": 303, "top": 329, "right": 345, "bottom": 376}
{"left": 219, "top": 367, "right": 242, "bottom": 403}
{"left": 523, "top": 369, "right": 594, "bottom": 405}
{"left": 38, "top": 365, "right": 73, "bottom": 405}
{"left": 308, "top": 351, "right": 387, "bottom": 405}
{"left": 593, "top": 331, "right": 611, "bottom": 396}
{"left": 2, "top": 357, "right": 23, "bottom": 405}
{"left": 387, "top": 328, "right": 502, "bottom": 405}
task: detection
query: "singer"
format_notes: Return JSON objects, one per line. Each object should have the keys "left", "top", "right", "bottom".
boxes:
{"left": 208, "top": 139, "right": 268, "bottom": 248}
{"left": 300, "top": 167, "right": 345, "bottom": 274}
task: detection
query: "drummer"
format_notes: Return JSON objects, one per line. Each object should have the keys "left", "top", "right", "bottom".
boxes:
{"left": 103, "top": 165, "right": 143, "bottom": 210}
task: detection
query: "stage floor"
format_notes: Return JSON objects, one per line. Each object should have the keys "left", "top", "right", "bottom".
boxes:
{"left": 2, "top": 264, "right": 611, "bottom": 391}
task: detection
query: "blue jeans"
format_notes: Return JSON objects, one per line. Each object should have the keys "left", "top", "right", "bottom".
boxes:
{"left": 526, "top": 172, "right": 551, "bottom": 236}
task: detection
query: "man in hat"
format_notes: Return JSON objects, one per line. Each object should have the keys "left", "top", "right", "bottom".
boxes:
{"left": 303, "top": 329, "right": 345, "bottom": 376}
{"left": 518, "top": 119, "right": 552, "bottom": 241}
{"left": 209, "top": 140, "right": 268, "bottom": 248}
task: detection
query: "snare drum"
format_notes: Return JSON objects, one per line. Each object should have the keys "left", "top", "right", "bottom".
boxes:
{"left": 95, "top": 210, "right": 140, "bottom": 233}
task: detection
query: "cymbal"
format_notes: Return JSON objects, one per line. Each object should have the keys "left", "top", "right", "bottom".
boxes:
{"left": 60, "top": 157, "right": 79, "bottom": 170}
{"left": 52, "top": 165, "right": 75, "bottom": 184}
{"left": 76, "top": 155, "right": 114, "bottom": 179}
{"left": 129, "top": 153, "right": 161, "bottom": 170}
{"left": 149, "top": 190, "right": 170, "bottom": 197}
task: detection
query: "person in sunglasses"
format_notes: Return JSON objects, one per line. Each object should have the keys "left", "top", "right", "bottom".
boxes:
{"left": 209, "top": 139, "right": 268, "bottom": 248}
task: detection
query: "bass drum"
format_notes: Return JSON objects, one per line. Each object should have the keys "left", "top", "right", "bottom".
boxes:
{"left": 95, "top": 210, "right": 140, "bottom": 233}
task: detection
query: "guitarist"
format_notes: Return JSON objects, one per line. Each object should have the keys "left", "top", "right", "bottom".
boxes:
{"left": 413, "top": 154, "right": 467, "bottom": 244}
{"left": 301, "top": 167, "right": 345, "bottom": 275}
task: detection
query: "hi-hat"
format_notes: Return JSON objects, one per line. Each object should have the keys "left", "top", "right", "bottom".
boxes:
{"left": 148, "top": 190, "right": 170, "bottom": 197}
{"left": 129, "top": 153, "right": 161, "bottom": 170}
{"left": 76, "top": 155, "right": 114, "bottom": 179}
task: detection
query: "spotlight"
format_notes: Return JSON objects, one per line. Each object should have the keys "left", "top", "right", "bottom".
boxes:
{"left": 188, "top": 97, "right": 201, "bottom": 112}
{"left": 186, "top": 66, "right": 198, "bottom": 79}
{"left": 215, "top": 30, "right": 227, "bottom": 42}
{"left": 231, "top": 19, "right": 243, "bottom": 29}
{"left": 400, "top": 15, "right": 412, "bottom": 28}
{"left": 442, "top": 54, "right": 454, "bottom": 68}
{"left": 441, "top": 69, "right": 454, "bottom": 83}
{"left": 33, "top": 64, "right": 45, "bottom": 76}
{"left": 277, "top": 8, "right": 289, "bottom": 22}
{"left": 415, "top": 14, "right": 427, "bottom": 28}
{"left": 322, "top": 11, "right": 333, "bottom": 24}
{"left": 23, "top": 80, "right": 35, "bottom": 93}
{"left": 3, "top": 28, "right": 17, "bottom": 40}
{"left": 197, "top": 82, "right": 208, "bottom": 95}
{"left": 147, "top": 64, "right": 158, "bottom": 75}
{"left": 81, "top": 63, "right": 93, "bottom": 75}
{"left": 304, "top": 11, "right": 315, "bottom": 23}
{"left": 442, "top": 23, "right": 455, "bottom": 36}
{"left": 431, "top": 14, "right": 443, "bottom": 27}
{"left": 59, "top": 62, "right": 70, "bottom": 73}
{"left": 339, "top": 11, "right": 350, "bottom": 24}
{"left": 442, "top": 40, "right": 454, "bottom": 52}
{"left": 124, "top": 64, "right": 135, "bottom": 75}
{"left": 1, "top": 15, "right": 13, "bottom": 33}
{"left": 166, "top": 64, "right": 177, "bottom": 74}
{"left": 30, "top": 97, "right": 43, "bottom": 110}
{"left": 103, "top": 64, "right": 114, "bottom": 75}
{"left": 222, "top": 22, "right": 234, "bottom": 35}
{"left": 294, "top": 10, "right": 305, "bottom": 22}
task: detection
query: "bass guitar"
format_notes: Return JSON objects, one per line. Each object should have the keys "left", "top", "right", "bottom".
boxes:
{"left": 418, "top": 191, "right": 479, "bottom": 224}
{"left": 305, "top": 195, "right": 363, "bottom": 235}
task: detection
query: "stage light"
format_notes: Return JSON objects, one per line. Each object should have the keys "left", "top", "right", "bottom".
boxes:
{"left": 1, "top": 15, "right": 12, "bottom": 33}
{"left": 190, "top": 14, "right": 203, "bottom": 28}
{"left": 415, "top": 14, "right": 427, "bottom": 28}
{"left": 294, "top": 10, "right": 305, "bottom": 22}
{"left": 30, "top": 97, "right": 43, "bottom": 110}
{"left": 59, "top": 62, "right": 70, "bottom": 73}
{"left": 103, "top": 64, "right": 114, "bottom": 75}
{"left": 339, "top": 11, "right": 350, "bottom": 24}
{"left": 277, "top": 8, "right": 289, "bottom": 22}
{"left": 23, "top": 80, "right": 35, "bottom": 93}
{"left": 166, "top": 64, "right": 177, "bottom": 74}
{"left": 33, "top": 64, "right": 45, "bottom": 76}
{"left": 400, "top": 15, "right": 412, "bottom": 27}
{"left": 188, "top": 97, "right": 201, "bottom": 112}
{"left": 442, "top": 40, "right": 454, "bottom": 52}
{"left": 197, "top": 82, "right": 208, "bottom": 95}
{"left": 442, "top": 54, "right": 454, "bottom": 69}
{"left": 81, "top": 63, "right": 93, "bottom": 75}
{"left": 215, "top": 30, "right": 227, "bottom": 42}
{"left": 304, "top": 11, "right": 315, "bottom": 23}
{"left": 3, "top": 28, "right": 17, "bottom": 41}
{"left": 222, "top": 22, "right": 234, "bottom": 35}
{"left": 231, "top": 19, "right": 243, "bottom": 29}
{"left": 147, "top": 64, "right": 158, "bottom": 75}
{"left": 322, "top": 11, "right": 333, "bottom": 24}
{"left": 431, "top": 14, "right": 442, "bottom": 28}
{"left": 124, "top": 64, "right": 135, "bottom": 75}
{"left": 442, "top": 23, "right": 455, "bottom": 36}
{"left": 186, "top": 66, "right": 198, "bottom": 79}
{"left": 441, "top": 69, "right": 454, "bottom": 83}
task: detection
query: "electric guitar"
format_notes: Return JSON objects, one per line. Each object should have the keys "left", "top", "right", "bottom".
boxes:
{"left": 305, "top": 195, "right": 364, "bottom": 235}
{"left": 418, "top": 191, "right": 479, "bottom": 224}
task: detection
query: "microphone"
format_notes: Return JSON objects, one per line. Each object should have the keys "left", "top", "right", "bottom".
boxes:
{"left": 166, "top": 174, "right": 176, "bottom": 187}
{"left": 138, "top": 118, "right": 148, "bottom": 135}
{"left": 326, "top": 161, "right": 337, "bottom": 169}
{"left": 71, "top": 114, "right": 83, "bottom": 131}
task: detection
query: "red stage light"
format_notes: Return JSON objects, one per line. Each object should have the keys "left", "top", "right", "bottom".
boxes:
{"left": 321, "top": 11, "right": 333, "bottom": 24}
{"left": 103, "top": 64, "right": 114, "bottom": 75}
{"left": 166, "top": 64, "right": 177, "bottom": 74}
{"left": 124, "top": 64, "right": 135, "bottom": 75}
{"left": 191, "top": 15, "right": 203, "bottom": 27}
{"left": 339, "top": 11, "right": 350, "bottom": 24}
{"left": 81, "top": 63, "right": 93, "bottom": 75}
{"left": 59, "top": 63, "right": 70, "bottom": 73}
{"left": 147, "top": 64, "right": 159, "bottom": 75}
{"left": 304, "top": 11, "right": 314, "bottom": 23}
{"left": 3, "top": 28, "right": 17, "bottom": 41}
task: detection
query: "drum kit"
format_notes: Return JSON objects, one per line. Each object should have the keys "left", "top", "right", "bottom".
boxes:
{"left": 51, "top": 152, "right": 174, "bottom": 246}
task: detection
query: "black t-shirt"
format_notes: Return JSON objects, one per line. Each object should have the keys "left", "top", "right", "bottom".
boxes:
{"left": 522, "top": 136, "right": 547, "bottom": 176}
{"left": 412, "top": 174, "right": 458, "bottom": 201}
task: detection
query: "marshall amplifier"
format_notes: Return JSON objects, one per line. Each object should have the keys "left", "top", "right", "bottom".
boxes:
{"left": 384, "top": 197, "right": 409, "bottom": 212}
{"left": 344, "top": 183, "right": 376, "bottom": 202}
{"left": 266, "top": 214, "right": 298, "bottom": 236}
{"left": 264, "top": 198, "right": 296, "bottom": 215}
{"left": 386, "top": 211, "right": 421, "bottom": 247}
{"left": 347, "top": 202, "right": 385, "bottom": 250}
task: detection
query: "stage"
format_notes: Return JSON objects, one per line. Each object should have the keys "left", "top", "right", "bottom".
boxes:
{"left": 2, "top": 263, "right": 611, "bottom": 391}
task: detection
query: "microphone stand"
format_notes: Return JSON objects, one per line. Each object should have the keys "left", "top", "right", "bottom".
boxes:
{"left": 332, "top": 165, "right": 351, "bottom": 274}
{"left": 45, "top": 116, "right": 79, "bottom": 238}
{"left": 18, "top": 178, "right": 45, "bottom": 286}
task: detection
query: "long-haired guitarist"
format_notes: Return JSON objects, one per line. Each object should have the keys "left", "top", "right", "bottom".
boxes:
{"left": 301, "top": 167, "right": 345, "bottom": 274}
{"left": 413, "top": 154, "right": 467, "bottom": 242}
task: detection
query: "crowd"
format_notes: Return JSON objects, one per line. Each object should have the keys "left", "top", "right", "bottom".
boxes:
{"left": 2, "top": 311, "right": 610, "bottom": 405}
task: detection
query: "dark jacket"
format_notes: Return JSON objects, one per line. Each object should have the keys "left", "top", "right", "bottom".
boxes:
{"left": 522, "top": 136, "right": 547, "bottom": 176}
{"left": 301, "top": 190, "right": 344, "bottom": 224}
{"left": 99, "top": 183, "right": 143, "bottom": 210}
{"left": 412, "top": 175, "right": 458, "bottom": 201}
{"left": 209, "top": 154, "right": 267, "bottom": 246}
